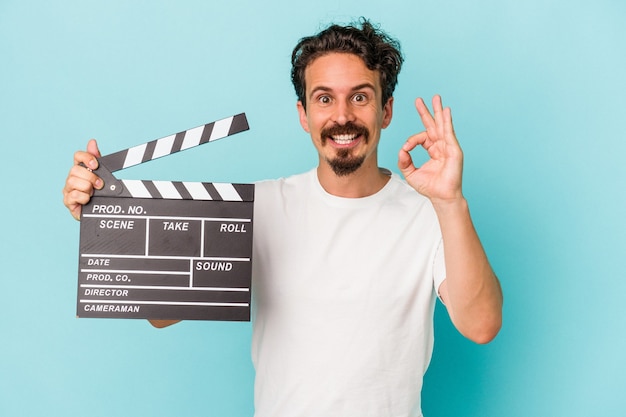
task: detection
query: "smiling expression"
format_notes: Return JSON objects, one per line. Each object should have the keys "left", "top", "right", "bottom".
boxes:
{"left": 297, "top": 53, "right": 393, "bottom": 177}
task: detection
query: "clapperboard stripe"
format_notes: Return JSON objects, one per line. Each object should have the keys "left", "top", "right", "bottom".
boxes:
{"left": 122, "top": 180, "right": 152, "bottom": 198}
{"left": 171, "top": 132, "right": 186, "bottom": 154}
{"left": 173, "top": 182, "right": 193, "bottom": 200}
{"left": 203, "top": 183, "right": 223, "bottom": 201}
{"left": 181, "top": 125, "right": 205, "bottom": 151}
{"left": 99, "top": 113, "right": 249, "bottom": 172}
{"left": 232, "top": 184, "right": 255, "bottom": 202}
{"left": 182, "top": 182, "right": 213, "bottom": 200}
{"left": 119, "top": 179, "right": 251, "bottom": 201}
{"left": 213, "top": 183, "right": 243, "bottom": 202}
{"left": 152, "top": 134, "right": 176, "bottom": 160}
{"left": 153, "top": 181, "right": 183, "bottom": 199}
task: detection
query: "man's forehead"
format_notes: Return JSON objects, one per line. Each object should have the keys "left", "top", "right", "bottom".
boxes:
{"left": 304, "top": 53, "right": 381, "bottom": 93}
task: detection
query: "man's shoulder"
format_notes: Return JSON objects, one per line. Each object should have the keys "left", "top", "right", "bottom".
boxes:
{"left": 254, "top": 169, "right": 314, "bottom": 193}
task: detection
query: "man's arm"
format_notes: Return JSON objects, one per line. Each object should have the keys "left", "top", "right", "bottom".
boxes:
{"left": 398, "top": 95, "right": 502, "bottom": 344}
{"left": 430, "top": 199, "right": 502, "bottom": 344}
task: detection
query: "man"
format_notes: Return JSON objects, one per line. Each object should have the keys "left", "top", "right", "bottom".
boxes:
{"left": 64, "top": 19, "right": 502, "bottom": 417}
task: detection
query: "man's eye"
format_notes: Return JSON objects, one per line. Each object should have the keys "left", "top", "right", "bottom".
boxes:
{"left": 318, "top": 96, "right": 331, "bottom": 104}
{"left": 352, "top": 93, "right": 368, "bottom": 103}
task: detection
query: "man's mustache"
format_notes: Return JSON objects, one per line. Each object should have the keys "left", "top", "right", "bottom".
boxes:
{"left": 320, "top": 121, "right": 369, "bottom": 143}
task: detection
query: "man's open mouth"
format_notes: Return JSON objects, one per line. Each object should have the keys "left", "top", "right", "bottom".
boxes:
{"left": 331, "top": 133, "right": 359, "bottom": 145}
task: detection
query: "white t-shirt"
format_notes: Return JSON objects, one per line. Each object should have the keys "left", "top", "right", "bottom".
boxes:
{"left": 251, "top": 169, "right": 446, "bottom": 417}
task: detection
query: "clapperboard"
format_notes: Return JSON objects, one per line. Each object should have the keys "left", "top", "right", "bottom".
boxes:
{"left": 77, "top": 113, "right": 254, "bottom": 321}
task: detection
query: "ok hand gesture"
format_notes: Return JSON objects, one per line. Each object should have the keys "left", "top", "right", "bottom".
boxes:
{"left": 398, "top": 95, "right": 464, "bottom": 204}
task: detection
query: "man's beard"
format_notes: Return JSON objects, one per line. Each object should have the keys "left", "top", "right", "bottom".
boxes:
{"left": 327, "top": 150, "right": 366, "bottom": 176}
{"left": 320, "top": 121, "right": 369, "bottom": 177}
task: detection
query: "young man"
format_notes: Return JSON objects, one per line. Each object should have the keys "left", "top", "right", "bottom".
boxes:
{"left": 64, "top": 19, "right": 502, "bottom": 417}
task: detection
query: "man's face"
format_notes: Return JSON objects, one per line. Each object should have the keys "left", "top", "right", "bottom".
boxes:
{"left": 297, "top": 53, "right": 393, "bottom": 177}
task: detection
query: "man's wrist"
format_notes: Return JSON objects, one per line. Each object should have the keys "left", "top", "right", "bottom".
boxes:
{"left": 430, "top": 196, "right": 469, "bottom": 218}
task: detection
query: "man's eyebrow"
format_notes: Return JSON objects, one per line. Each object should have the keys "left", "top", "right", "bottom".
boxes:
{"left": 308, "top": 86, "right": 332, "bottom": 99}
{"left": 351, "top": 83, "right": 377, "bottom": 92}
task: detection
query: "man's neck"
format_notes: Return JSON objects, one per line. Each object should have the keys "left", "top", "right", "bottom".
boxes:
{"left": 316, "top": 159, "right": 391, "bottom": 198}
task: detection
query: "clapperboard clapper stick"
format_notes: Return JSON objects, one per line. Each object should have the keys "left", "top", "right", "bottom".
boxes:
{"left": 77, "top": 113, "right": 255, "bottom": 321}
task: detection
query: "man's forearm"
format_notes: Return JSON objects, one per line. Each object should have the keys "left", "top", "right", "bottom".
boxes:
{"left": 434, "top": 198, "right": 503, "bottom": 344}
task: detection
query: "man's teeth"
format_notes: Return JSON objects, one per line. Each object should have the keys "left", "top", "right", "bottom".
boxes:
{"left": 331, "top": 134, "right": 357, "bottom": 145}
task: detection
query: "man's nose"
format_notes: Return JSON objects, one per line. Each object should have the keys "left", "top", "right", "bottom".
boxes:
{"left": 333, "top": 100, "right": 356, "bottom": 125}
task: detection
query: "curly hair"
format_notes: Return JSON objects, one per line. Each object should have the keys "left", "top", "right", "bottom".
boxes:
{"left": 291, "top": 18, "right": 404, "bottom": 110}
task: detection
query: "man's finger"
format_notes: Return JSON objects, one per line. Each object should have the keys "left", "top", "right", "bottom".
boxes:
{"left": 402, "top": 131, "right": 429, "bottom": 152}
{"left": 86, "top": 139, "right": 101, "bottom": 158}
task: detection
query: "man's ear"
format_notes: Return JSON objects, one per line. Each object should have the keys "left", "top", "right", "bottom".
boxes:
{"left": 296, "top": 101, "right": 310, "bottom": 133}
{"left": 382, "top": 97, "right": 394, "bottom": 129}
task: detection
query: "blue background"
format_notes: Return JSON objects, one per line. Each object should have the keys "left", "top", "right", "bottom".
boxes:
{"left": 1, "top": 1, "right": 625, "bottom": 416}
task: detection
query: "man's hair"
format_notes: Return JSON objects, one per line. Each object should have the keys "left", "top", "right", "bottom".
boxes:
{"left": 291, "top": 18, "right": 404, "bottom": 110}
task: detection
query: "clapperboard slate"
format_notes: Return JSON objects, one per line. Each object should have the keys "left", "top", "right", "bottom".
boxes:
{"left": 77, "top": 113, "right": 253, "bottom": 321}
